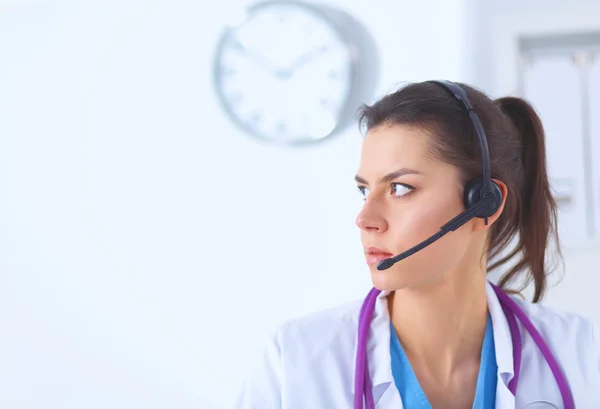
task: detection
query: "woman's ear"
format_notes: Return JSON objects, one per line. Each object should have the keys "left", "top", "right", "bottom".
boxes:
{"left": 472, "top": 178, "right": 508, "bottom": 231}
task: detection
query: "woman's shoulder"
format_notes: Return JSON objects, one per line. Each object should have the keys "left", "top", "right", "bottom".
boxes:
{"left": 235, "top": 300, "right": 369, "bottom": 408}
{"left": 273, "top": 300, "right": 363, "bottom": 349}
{"left": 509, "top": 294, "right": 600, "bottom": 403}
{"left": 510, "top": 294, "right": 600, "bottom": 363}
{"left": 511, "top": 294, "right": 597, "bottom": 339}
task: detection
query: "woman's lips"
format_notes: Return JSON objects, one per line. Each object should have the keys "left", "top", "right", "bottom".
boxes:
{"left": 365, "top": 246, "right": 393, "bottom": 266}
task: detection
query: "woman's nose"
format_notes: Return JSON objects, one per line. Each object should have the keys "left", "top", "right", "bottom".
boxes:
{"left": 356, "top": 203, "right": 388, "bottom": 232}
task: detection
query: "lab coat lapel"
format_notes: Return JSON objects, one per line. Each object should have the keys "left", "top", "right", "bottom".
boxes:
{"left": 373, "top": 383, "right": 402, "bottom": 409}
{"left": 352, "top": 289, "right": 402, "bottom": 408}
{"left": 486, "top": 281, "right": 517, "bottom": 408}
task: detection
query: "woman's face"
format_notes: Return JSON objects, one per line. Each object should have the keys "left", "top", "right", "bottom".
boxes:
{"left": 355, "top": 125, "right": 477, "bottom": 291}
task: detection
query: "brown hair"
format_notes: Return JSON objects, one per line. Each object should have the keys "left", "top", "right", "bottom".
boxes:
{"left": 357, "top": 81, "right": 560, "bottom": 302}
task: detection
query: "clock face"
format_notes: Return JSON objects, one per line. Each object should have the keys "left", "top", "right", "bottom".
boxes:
{"left": 214, "top": 1, "right": 354, "bottom": 145}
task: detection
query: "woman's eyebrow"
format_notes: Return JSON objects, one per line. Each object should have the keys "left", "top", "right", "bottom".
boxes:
{"left": 354, "top": 168, "right": 422, "bottom": 185}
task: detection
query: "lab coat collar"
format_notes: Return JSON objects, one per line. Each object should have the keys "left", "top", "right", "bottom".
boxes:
{"left": 351, "top": 288, "right": 394, "bottom": 397}
{"left": 351, "top": 281, "right": 516, "bottom": 398}
{"left": 485, "top": 280, "right": 515, "bottom": 385}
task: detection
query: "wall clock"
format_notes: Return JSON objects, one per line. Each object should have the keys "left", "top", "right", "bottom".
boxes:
{"left": 213, "top": 0, "right": 377, "bottom": 146}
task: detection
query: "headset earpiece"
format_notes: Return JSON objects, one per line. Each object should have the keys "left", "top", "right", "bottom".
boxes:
{"left": 463, "top": 177, "right": 503, "bottom": 219}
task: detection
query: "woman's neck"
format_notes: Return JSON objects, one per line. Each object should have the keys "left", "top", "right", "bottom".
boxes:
{"left": 388, "top": 270, "right": 488, "bottom": 384}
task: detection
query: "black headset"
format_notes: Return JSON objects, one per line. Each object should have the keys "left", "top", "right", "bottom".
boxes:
{"left": 376, "top": 80, "right": 503, "bottom": 271}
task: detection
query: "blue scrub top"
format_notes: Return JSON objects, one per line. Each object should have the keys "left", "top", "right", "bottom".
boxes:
{"left": 390, "top": 314, "right": 497, "bottom": 409}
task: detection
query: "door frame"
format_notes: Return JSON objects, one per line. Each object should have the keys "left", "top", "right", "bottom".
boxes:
{"left": 489, "top": 3, "right": 600, "bottom": 98}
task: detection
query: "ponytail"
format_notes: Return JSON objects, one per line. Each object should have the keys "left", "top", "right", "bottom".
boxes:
{"left": 490, "top": 97, "right": 560, "bottom": 302}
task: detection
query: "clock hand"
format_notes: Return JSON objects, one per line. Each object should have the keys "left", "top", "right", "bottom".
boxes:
{"left": 232, "top": 37, "right": 278, "bottom": 75}
{"left": 277, "top": 45, "right": 329, "bottom": 79}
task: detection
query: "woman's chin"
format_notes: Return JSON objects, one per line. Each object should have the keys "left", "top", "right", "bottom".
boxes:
{"left": 369, "top": 267, "right": 406, "bottom": 292}
{"left": 369, "top": 264, "right": 438, "bottom": 292}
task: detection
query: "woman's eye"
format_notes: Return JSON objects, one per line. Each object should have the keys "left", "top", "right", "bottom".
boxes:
{"left": 358, "top": 186, "right": 369, "bottom": 200}
{"left": 391, "top": 183, "right": 413, "bottom": 197}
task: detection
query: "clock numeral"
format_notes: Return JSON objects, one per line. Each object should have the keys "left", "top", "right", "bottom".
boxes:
{"left": 232, "top": 39, "right": 243, "bottom": 51}
{"left": 320, "top": 99, "right": 332, "bottom": 108}
{"left": 276, "top": 121, "right": 287, "bottom": 133}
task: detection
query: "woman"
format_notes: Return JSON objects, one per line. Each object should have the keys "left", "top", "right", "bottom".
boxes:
{"left": 234, "top": 81, "right": 600, "bottom": 408}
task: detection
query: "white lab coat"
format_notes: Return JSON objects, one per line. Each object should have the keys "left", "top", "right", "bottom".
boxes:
{"left": 235, "top": 282, "right": 600, "bottom": 408}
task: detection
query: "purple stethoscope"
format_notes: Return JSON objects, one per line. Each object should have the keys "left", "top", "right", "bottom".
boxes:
{"left": 353, "top": 283, "right": 575, "bottom": 409}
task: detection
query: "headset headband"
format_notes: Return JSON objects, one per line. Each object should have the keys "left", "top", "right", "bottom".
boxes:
{"left": 430, "top": 80, "right": 493, "bottom": 198}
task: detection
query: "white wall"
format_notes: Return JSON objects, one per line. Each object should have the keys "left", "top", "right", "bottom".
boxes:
{"left": 0, "top": 1, "right": 477, "bottom": 408}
